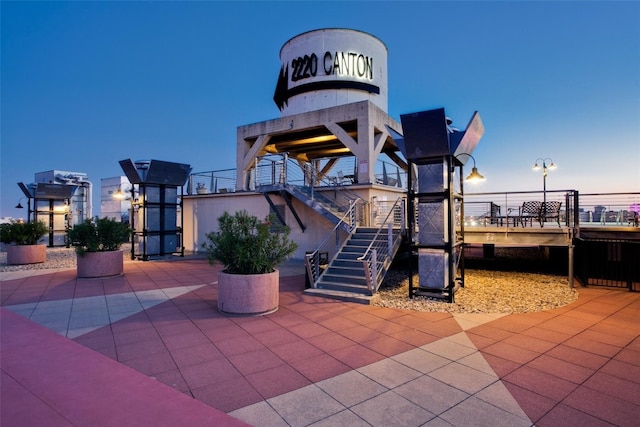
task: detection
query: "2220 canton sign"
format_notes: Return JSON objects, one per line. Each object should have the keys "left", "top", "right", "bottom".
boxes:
{"left": 274, "top": 50, "right": 380, "bottom": 110}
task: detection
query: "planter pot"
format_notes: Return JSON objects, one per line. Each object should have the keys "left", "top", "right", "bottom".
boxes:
{"left": 6, "top": 244, "right": 46, "bottom": 265}
{"left": 196, "top": 188, "right": 208, "bottom": 194}
{"left": 76, "top": 250, "right": 124, "bottom": 278}
{"left": 217, "top": 269, "right": 279, "bottom": 316}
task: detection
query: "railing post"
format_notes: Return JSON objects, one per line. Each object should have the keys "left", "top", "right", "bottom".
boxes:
{"left": 387, "top": 223, "right": 393, "bottom": 255}
{"left": 370, "top": 249, "right": 378, "bottom": 293}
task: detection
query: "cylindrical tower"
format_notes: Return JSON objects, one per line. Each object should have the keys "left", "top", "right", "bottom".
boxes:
{"left": 274, "top": 28, "right": 388, "bottom": 116}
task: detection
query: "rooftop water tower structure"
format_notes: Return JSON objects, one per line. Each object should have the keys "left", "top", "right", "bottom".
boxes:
{"left": 119, "top": 159, "right": 192, "bottom": 260}
{"left": 400, "top": 108, "right": 484, "bottom": 302}
{"left": 238, "top": 28, "right": 404, "bottom": 191}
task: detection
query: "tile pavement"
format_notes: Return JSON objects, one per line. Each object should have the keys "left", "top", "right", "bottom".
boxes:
{"left": 1, "top": 257, "right": 639, "bottom": 426}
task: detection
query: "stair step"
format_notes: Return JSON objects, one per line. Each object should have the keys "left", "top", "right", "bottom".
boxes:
{"left": 316, "top": 280, "right": 371, "bottom": 294}
{"left": 321, "top": 274, "right": 368, "bottom": 287}
{"left": 303, "top": 288, "right": 380, "bottom": 305}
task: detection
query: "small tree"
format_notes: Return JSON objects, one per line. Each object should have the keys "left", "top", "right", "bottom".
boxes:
{"left": 203, "top": 210, "right": 298, "bottom": 274}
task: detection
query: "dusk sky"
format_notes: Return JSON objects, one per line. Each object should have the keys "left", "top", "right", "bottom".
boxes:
{"left": 2, "top": 1, "right": 639, "bottom": 218}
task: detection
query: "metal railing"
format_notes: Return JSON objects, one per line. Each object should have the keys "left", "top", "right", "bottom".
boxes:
{"left": 358, "top": 197, "right": 406, "bottom": 293}
{"left": 187, "top": 169, "right": 237, "bottom": 195}
{"left": 304, "top": 201, "right": 359, "bottom": 288}
{"left": 463, "top": 190, "right": 639, "bottom": 228}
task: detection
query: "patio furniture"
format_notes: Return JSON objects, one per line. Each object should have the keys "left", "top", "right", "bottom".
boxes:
{"left": 518, "top": 201, "right": 542, "bottom": 227}
{"left": 518, "top": 201, "right": 562, "bottom": 227}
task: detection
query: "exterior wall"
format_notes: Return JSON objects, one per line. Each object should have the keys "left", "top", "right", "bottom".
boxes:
{"left": 183, "top": 185, "right": 406, "bottom": 260}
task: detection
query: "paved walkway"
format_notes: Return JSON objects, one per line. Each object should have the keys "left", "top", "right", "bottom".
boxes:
{"left": 1, "top": 257, "right": 639, "bottom": 426}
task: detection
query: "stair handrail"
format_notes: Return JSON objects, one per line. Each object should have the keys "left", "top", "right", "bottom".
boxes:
{"left": 357, "top": 197, "right": 406, "bottom": 293}
{"left": 304, "top": 200, "right": 359, "bottom": 288}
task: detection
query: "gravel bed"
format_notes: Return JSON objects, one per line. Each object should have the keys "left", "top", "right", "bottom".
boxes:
{"left": 376, "top": 268, "right": 578, "bottom": 314}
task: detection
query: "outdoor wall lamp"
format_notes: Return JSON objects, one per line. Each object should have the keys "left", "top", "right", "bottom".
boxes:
{"left": 15, "top": 198, "right": 26, "bottom": 209}
{"left": 456, "top": 153, "right": 485, "bottom": 182}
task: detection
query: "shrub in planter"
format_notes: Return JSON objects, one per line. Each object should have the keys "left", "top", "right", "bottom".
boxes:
{"left": 67, "top": 217, "right": 131, "bottom": 277}
{"left": 203, "top": 210, "right": 298, "bottom": 315}
{"left": 0, "top": 220, "right": 48, "bottom": 265}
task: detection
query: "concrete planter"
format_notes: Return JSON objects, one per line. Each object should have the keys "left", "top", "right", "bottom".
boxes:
{"left": 76, "top": 250, "right": 124, "bottom": 278}
{"left": 6, "top": 244, "right": 46, "bottom": 265}
{"left": 217, "top": 269, "right": 279, "bottom": 316}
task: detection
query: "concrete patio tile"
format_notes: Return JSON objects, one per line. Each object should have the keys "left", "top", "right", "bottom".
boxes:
{"left": 171, "top": 342, "right": 224, "bottom": 367}
{"left": 362, "top": 335, "right": 415, "bottom": 357}
{"left": 391, "top": 347, "right": 451, "bottom": 374}
{"left": 357, "top": 357, "right": 422, "bottom": 389}
{"left": 481, "top": 341, "right": 540, "bottom": 365}
{"left": 503, "top": 365, "right": 578, "bottom": 402}
{"left": 351, "top": 390, "right": 435, "bottom": 427}
{"left": 289, "top": 352, "right": 352, "bottom": 383}
{"left": 526, "top": 354, "right": 595, "bottom": 384}
{"left": 227, "top": 348, "right": 285, "bottom": 376}
{"left": 123, "top": 350, "right": 177, "bottom": 376}
{"left": 3, "top": 302, "right": 37, "bottom": 318}
{"left": 545, "top": 344, "right": 610, "bottom": 370}
{"left": 308, "top": 409, "right": 371, "bottom": 427}
{"left": 562, "top": 334, "right": 623, "bottom": 358}
{"left": 421, "top": 336, "right": 478, "bottom": 361}
{"left": 536, "top": 403, "right": 616, "bottom": 427}
{"left": 429, "top": 362, "right": 498, "bottom": 394}
{"left": 245, "top": 364, "right": 311, "bottom": 400}
{"left": 582, "top": 371, "right": 640, "bottom": 406}
{"left": 439, "top": 396, "right": 531, "bottom": 427}
{"left": 306, "top": 332, "right": 356, "bottom": 352}
{"left": 452, "top": 313, "right": 508, "bottom": 331}
{"left": 329, "top": 343, "right": 386, "bottom": 369}
{"left": 503, "top": 381, "right": 556, "bottom": 424}
{"left": 422, "top": 416, "right": 457, "bottom": 426}
{"left": 228, "top": 401, "right": 289, "bottom": 427}
{"left": 180, "top": 358, "right": 243, "bottom": 390}
{"left": 267, "top": 384, "right": 345, "bottom": 426}
{"left": 316, "top": 370, "right": 388, "bottom": 407}
{"left": 192, "top": 376, "right": 263, "bottom": 413}
{"left": 561, "top": 386, "right": 639, "bottom": 427}
{"left": 474, "top": 381, "right": 531, "bottom": 420}
{"left": 457, "top": 351, "right": 499, "bottom": 376}
{"left": 394, "top": 375, "right": 469, "bottom": 415}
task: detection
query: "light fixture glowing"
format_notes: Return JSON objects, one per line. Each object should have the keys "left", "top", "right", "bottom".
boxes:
{"left": 455, "top": 153, "right": 485, "bottom": 182}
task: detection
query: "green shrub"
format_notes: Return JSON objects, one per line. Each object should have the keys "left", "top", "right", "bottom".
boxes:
{"left": 0, "top": 220, "right": 47, "bottom": 245}
{"left": 67, "top": 217, "right": 131, "bottom": 256}
{"left": 203, "top": 210, "right": 298, "bottom": 274}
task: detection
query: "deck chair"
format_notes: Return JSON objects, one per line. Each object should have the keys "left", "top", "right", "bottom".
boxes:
{"left": 519, "top": 201, "right": 542, "bottom": 227}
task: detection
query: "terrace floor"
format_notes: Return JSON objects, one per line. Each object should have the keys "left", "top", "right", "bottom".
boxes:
{"left": 1, "top": 257, "right": 639, "bottom": 426}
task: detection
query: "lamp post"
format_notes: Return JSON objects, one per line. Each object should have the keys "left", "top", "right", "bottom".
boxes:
{"left": 533, "top": 158, "right": 556, "bottom": 215}
{"left": 15, "top": 197, "right": 32, "bottom": 222}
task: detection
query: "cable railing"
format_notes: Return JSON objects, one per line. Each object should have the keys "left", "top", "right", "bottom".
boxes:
{"left": 463, "top": 190, "right": 639, "bottom": 228}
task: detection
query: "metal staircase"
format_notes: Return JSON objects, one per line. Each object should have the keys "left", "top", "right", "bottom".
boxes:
{"left": 305, "top": 198, "right": 406, "bottom": 304}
